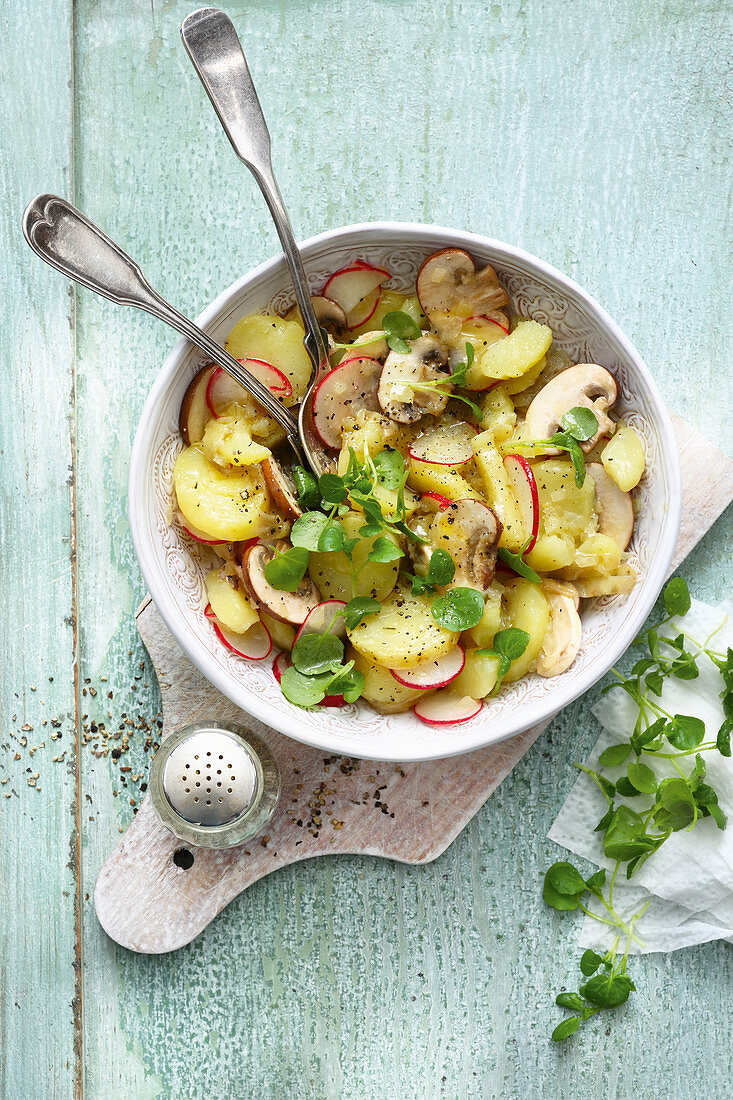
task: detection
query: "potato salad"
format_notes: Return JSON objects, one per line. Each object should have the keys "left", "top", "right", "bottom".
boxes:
{"left": 172, "top": 249, "right": 645, "bottom": 725}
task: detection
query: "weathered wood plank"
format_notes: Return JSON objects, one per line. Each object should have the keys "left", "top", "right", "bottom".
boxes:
{"left": 65, "top": 0, "right": 733, "bottom": 1097}
{"left": 0, "top": 2, "right": 79, "bottom": 1098}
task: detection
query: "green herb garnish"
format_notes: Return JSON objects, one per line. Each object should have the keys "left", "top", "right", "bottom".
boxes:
{"left": 476, "top": 627, "right": 530, "bottom": 694}
{"left": 513, "top": 406, "right": 599, "bottom": 486}
{"left": 545, "top": 576, "right": 731, "bottom": 1041}
{"left": 405, "top": 548, "right": 456, "bottom": 596}
{"left": 431, "top": 586, "right": 485, "bottom": 631}
{"left": 497, "top": 535, "right": 541, "bottom": 585}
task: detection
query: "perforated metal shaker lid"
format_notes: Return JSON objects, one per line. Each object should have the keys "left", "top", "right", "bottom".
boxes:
{"left": 149, "top": 722, "right": 280, "bottom": 849}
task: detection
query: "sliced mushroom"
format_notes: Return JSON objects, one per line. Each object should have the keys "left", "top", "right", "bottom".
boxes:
{"left": 378, "top": 333, "right": 451, "bottom": 424}
{"left": 587, "top": 463, "right": 634, "bottom": 550}
{"left": 416, "top": 249, "right": 510, "bottom": 340}
{"left": 536, "top": 579, "right": 582, "bottom": 677}
{"left": 261, "top": 455, "right": 302, "bottom": 523}
{"left": 241, "top": 542, "right": 320, "bottom": 625}
{"left": 410, "top": 498, "right": 502, "bottom": 592}
{"left": 179, "top": 363, "right": 216, "bottom": 445}
{"left": 524, "top": 364, "right": 618, "bottom": 453}
{"left": 283, "top": 294, "right": 349, "bottom": 340}
{"left": 311, "top": 295, "right": 349, "bottom": 340}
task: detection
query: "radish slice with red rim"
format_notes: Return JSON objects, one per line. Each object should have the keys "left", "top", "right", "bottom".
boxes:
{"left": 322, "top": 262, "right": 390, "bottom": 316}
{"left": 408, "top": 421, "right": 477, "bottom": 466}
{"left": 206, "top": 360, "right": 292, "bottom": 417}
{"left": 204, "top": 602, "right": 216, "bottom": 620}
{"left": 211, "top": 616, "right": 272, "bottom": 660}
{"left": 294, "top": 600, "right": 347, "bottom": 644}
{"left": 273, "top": 650, "right": 290, "bottom": 684}
{"left": 503, "top": 454, "right": 540, "bottom": 552}
{"left": 413, "top": 691, "right": 483, "bottom": 725}
{"left": 311, "top": 356, "right": 382, "bottom": 449}
{"left": 420, "top": 491, "right": 453, "bottom": 511}
{"left": 346, "top": 287, "right": 381, "bottom": 330}
{"left": 391, "top": 646, "right": 465, "bottom": 690}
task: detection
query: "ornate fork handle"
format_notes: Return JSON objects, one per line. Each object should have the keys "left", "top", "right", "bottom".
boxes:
{"left": 22, "top": 194, "right": 304, "bottom": 461}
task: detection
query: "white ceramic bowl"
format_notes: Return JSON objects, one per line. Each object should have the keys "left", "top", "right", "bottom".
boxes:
{"left": 129, "top": 222, "right": 681, "bottom": 762}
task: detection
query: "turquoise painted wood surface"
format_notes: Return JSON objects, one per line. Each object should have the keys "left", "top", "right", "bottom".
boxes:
{"left": 2, "top": 1, "right": 732, "bottom": 1097}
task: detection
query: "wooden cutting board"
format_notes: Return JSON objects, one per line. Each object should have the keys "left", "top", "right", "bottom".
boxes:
{"left": 95, "top": 413, "right": 733, "bottom": 954}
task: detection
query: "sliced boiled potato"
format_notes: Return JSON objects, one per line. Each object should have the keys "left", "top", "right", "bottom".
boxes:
{"left": 601, "top": 424, "right": 646, "bottom": 491}
{"left": 472, "top": 431, "right": 525, "bottom": 551}
{"left": 524, "top": 533, "right": 575, "bottom": 573}
{"left": 465, "top": 583, "right": 504, "bottom": 649}
{"left": 465, "top": 319, "right": 552, "bottom": 387}
{"left": 347, "top": 582, "right": 458, "bottom": 669}
{"left": 479, "top": 385, "right": 517, "bottom": 444}
{"left": 202, "top": 415, "right": 271, "bottom": 468}
{"left": 453, "top": 650, "right": 501, "bottom": 699}
{"left": 350, "top": 649, "right": 427, "bottom": 713}
{"left": 205, "top": 568, "right": 259, "bottom": 634}
{"left": 260, "top": 609, "right": 296, "bottom": 652}
{"left": 501, "top": 355, "right": 546, "bottom": 396}
{"left": 571, "top": 533, "right": 624, "bottom": 575}
{"left": 308, "top": 511, "right": 400, "bottom": 602}
{"left": 501, "top": 578, "right": 551, "bottom": 682}
{"left": 398, "top": 293, "right": 429, "bottom": 328}
{"left": 225, "top": 313, "right": 312, "bottom": 403}
{"left": 407, "top": 458, "right": 478, "bottom": 502}
{"left": 174, "top": 445, "right": 270, "bottom": 541}
{"left": 531, "top": 458, "right": 598, "bottom": 544}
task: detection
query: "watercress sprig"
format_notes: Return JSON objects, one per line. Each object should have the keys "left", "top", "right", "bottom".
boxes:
{"left": 403, "top": 548, "right": 455, "bottom": 596}
{"left": 544, "top": 576, "right": 730, "bottom": 1041}
{"left": 476, "top": 628, "right": 530, "bottom": 695}
{"left": 498, "top": 535, "right": 541, "bottom": 585}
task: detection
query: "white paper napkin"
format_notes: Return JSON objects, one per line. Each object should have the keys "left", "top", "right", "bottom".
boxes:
{"left": 548, "top": 597, "right": 733, "bottom": 954}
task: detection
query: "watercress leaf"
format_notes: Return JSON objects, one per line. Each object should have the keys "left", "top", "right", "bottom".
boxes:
{"left": 672, "top": 656, "right": 699, "bottom": 681}
{"left": 372, "top": 447, "right": 406, "bottom": 491}
{"left": 560, "top": 406, "right": 599, "bottom": 442}
{"left": 615, "top": 776, "right": 643, "bottom": 797}
{"left": 292, "top": 466, "right": 321, "bottom": 510}
{"left": 431, "top": 586, "right": 485, "bottom": 631}
{"left": 328, "top": 665, "right": 365, "bottom": 703}
{"left": 653, "top": 777, "right": 696, "bottom": 832}
{"left": 342, "top": 537, "right": 360, "bottom": 557}
{"left": 359, "top": 521, "right": 384, "bottom": 538}
{"left": 692, "top": 781, "right": 718, "bottom": 807}
{"left": 599, "top": 743, "right": 632, "bottom": 767}
{"left": 634, "top": 716, "right": 668, "bottom": 749}
{"left": 627, "top": 760, "right": 658, "bottom": 794}
{"left": 552, "top": 1017, "right": 581, "bottom": 1042}
{"left": 580, "top": 949, "right": 604, "bottom": 976}
{"left": 290, "top": 511, "right": 329, "bottom": 550}
{"left": 667, "top": 714, "right": 706, "bottom": 751}
{"left": 263, "top": 545, "right": 310, "bottom": 592}
{"left": 292, "top": 632, "right": 345, "bottom": 676}
{"left": 645, "top": 670, "right": 665, "bottom": 697}
{"left": 497, "top": 547, "right": 541, "bottom": 585}
{"left": 426, "top": 548, "right": 456, "bottom": 587}
{"left": 546, "top": 861, "right": 587, "bottom": 896}
{"left": 368, "top": 536, "right": 404, "bottom": 563}
{"left": 317, "top": 520, "right": 347, "bottom": 553}
{"left": 631, "top": 658, "right": 656, "bottom": 677}
{"left": 566, "top": 437, "right": 586, "bottom": 487}
{"left": 386, "top": 334, "right": 410, "bottom": 354}
{"left": 585, "top": 869, "right": 607, "bottom": 894}
{"left": 343, "top": 597, "right": 381, "bottom": 631}
{"left": 318, "top": 472, "right": 348, "bottom": 505}
{"left": 709, "top": 804, "right": 727, "bottom": 830}
{"left": 556, "top": 992, "right": 584, "bottom": 1011}
{"left": 382, "top": 310, "right": 422, "bottom": 342}
{"left": 716, "top": 716, "right": 732, "bottom": 757}
{"left": 579, "top": 972, "right": 634, "bottom": 1008}
{"left": 279, "top": 666, "right": 328, "bottom": 708}
{"left": 663, "top": 576, "right": 691, "bottom": 618}
{"left": 693, "top": 754, "right": 706, "bottom": 781}
{"left": 488, "top": 629, "right": 529, "bottom": 663}
{"left": 603, "top": 806, "right": 656, "bottom": 860}
{"left": 542, "top": 879, "right": 583, "bottom": 911}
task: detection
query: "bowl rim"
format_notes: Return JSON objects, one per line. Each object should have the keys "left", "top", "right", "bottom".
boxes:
{"left": 129, "top": 220, "right": 682, "bottom": 761}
